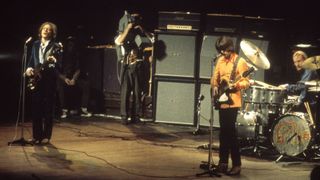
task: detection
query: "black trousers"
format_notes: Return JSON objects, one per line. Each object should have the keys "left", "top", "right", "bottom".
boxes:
{"left": 31, "top": 70, "right": 56, "bottom": 140}
{"left": 218, "top": 108, "right": 241, "bottom": 167}
{"left": 120, "top": 63, "right": 141, "bottom": 119}
{"left": 57, "top": 77, "right": 90, "bottom": 110}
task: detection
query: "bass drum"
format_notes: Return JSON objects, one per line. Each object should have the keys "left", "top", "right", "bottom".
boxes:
{"left": 236, "top": 111, "right": 266, "bottom": 140}
{"left": 271, "top": 113, "right": 314, "bottom": 157}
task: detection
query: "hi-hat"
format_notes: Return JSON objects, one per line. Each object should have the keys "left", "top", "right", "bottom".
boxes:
{"left": 300, "top": 80, "right": 320, "bottom": 86}
{"left": 240, "top": 40, "right": 270, "bottom": 69}
{"left": 308, "top": 87, "right": 320, "bottom": 92}
{"left": 301, "top": 56, "right": 320, "bottom": 70}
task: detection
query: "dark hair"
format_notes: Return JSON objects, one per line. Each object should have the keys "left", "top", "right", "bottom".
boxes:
{"left": 215, "top": 36, "right": 234, "bottom": 52}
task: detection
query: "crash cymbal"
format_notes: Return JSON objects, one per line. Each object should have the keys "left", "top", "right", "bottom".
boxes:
{"left": 240, "top": 40, "right": 270, "bottom": 69}
{"left": 301, "top": 56, "right": 320, "bottom": 70}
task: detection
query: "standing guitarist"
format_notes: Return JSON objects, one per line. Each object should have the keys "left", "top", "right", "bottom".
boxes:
{"left": 25, "top": 22, "right": 62, "bottom": 145}
{"left": 211, "top": 36, "right": 250, "bottom": 176}
{"left": 115, "top": 10, "right": 152, "bottom": 125}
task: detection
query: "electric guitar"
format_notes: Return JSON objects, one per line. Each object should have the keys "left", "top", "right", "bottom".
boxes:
{"left": 214, "top": 67, "right": 254, "bottom": 109}
{"left": 27, "top": 43, "right": 62, "bottom": 91}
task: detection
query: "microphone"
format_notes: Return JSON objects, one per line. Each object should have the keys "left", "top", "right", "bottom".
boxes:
{"left": 198, "top": 94, "right": 205, "bottom": 101}
{"left": 25, "top": 37, "right": 32, "bottom": 44}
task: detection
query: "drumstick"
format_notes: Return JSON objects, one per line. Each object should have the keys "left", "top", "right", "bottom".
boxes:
{"left": 304, "top": 102, "right": 315, "bottom": 127}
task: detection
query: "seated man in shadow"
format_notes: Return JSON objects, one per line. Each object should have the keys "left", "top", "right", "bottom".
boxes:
{"left": 57, "top": 36, "right": 92, "bottom": 119}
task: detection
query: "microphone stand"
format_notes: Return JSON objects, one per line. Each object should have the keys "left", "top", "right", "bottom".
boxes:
{"left": 193, "top": 95, "right": 204, "bottom": 135}
{"left": 196, "top": 94, "right": 221, "bottom": 177}
{"left": 8, "top": 40, "right": 33, "bottom": 146}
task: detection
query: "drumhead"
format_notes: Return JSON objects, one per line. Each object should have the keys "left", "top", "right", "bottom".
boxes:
{"left": 271, "top": 114, "right": 312, "bottom": 156}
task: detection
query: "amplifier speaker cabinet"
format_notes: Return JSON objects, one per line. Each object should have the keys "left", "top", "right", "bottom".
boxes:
{"left": 155, "top": 31, "right": 197, "bottom": 78}
{"left": 198, "top": 82, "right": 220, "bottom": 127}
{"left": 154, "top": 78, "right": 196, "bottom": 125}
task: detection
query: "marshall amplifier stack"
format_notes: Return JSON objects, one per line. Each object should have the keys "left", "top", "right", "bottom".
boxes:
{"left": 150, "top": 12, "right": 281, "bottom": 127}
{"left": 154, "top": 11, "right": 200, "bottom": 125}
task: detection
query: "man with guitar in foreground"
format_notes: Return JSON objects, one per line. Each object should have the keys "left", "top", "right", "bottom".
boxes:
{"left": 211, "top": 36, "right": 250, "bottom": 176}
{"left": 25, "top": 22, "right": 62, "bottom": 144}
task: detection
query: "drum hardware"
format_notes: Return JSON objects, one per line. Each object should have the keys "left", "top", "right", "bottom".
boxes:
{"left": 304, "top": 102, "right": 315, "bottom": 128}
{"left": 236, "top": 111, "right": 269, "bottom": 156}
{"left": 301, "top": 55, "right": 320, "bottom": 70}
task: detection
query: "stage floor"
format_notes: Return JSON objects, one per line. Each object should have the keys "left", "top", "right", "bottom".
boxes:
{"left": 1, "top": 115, "right": 319, "bottom": 180}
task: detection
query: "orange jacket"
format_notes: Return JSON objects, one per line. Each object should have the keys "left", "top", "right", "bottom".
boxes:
{"left": 211, "top": 53, "right": 250, "bottom": 108}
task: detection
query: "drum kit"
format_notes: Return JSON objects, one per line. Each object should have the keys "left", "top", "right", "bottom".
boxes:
{"left": 237, "top": 40, "right": 320, "bottom": 161}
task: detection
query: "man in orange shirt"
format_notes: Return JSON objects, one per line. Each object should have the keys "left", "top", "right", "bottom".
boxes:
{"left": 211, "top": 36, "right": 250, "bottom": 176}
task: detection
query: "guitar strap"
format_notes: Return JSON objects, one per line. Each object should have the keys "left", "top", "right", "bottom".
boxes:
{"left": 229, "top": 56, "right": 241, "bottom": 83}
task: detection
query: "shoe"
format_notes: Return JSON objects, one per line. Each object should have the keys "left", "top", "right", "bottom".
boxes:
{"left": 121, "top": 117, "right": 129, "bottom": 125}
{"left": 29, "top": 139, "right": 41, "bottom": 145}
{"left": 131, "top": 116, "right": 141, "bottom": 124}
{"left": 216, "top": 163, "right": 228, "bottom": 174}
{"left": 70, "top": 110, "right": 78, "bottom": 116}
{"left": 60, "top": 109, "right": 68, "bottom": 119}
{"left": 41, "top": 138, "right": 50, "bottom": 144}
{"left": 80, "top": 107, "right": 92, "bottom": 117}
{"left": 226, "top": 166, "right": 241, "bottom": 176}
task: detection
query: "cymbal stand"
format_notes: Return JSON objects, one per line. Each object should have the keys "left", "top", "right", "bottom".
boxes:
{"left": 8, "top": 39, "right": 33, "bottom": 146}
{"left": 196, "top": 97, "right": 221, "bottom": 177}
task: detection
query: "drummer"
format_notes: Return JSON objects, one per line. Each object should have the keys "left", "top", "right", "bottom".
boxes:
{"left": 279, "top": 50, "right": 319, "bottom": 111}
{"left": 279, "top": 51, "right": 320, "bottom": 145}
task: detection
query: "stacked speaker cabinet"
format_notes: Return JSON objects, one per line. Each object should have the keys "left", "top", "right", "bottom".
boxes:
{"left": 153, "top": 12, "right": 277, "bottom": 126}
{"left": 153, "top": 30, "right": 199, "bottom": 124}
{"left": 154, "top": 77, "right": 196, "bottom": 125}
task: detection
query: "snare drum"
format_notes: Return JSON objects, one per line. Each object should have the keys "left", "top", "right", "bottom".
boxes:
{"left": 271, "top": 112, "right": 314, "bottom": 156}
{"left": 244, "top": 86, "right": 267, "bottom": 104}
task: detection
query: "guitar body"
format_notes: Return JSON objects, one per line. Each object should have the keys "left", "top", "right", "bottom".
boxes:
{"left": 214, "top": 79, "right": 234, "bottom": 109}
{"left": 27, "top": 42, "right": 62, "bottom": 91}
{"left": 26, "top": 64, "right": 43, "bottom": 91}
{"left": 213, "top": 66, "right": 255, "bottom": 109}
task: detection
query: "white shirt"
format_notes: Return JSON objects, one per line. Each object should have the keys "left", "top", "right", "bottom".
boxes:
{"left": 39, "top": 40, "right": 50, "bottom": 64}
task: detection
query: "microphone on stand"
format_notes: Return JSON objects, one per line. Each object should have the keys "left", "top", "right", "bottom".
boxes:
{"left": 198, "top": 94, "right": 205, "bottom": 101}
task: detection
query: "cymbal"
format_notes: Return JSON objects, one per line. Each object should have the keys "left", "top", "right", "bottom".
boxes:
{"left": 308, "top": 87, "right": 320, "bottom": 92}
{"left": 301, "top": 56, "right": 320, "bottom": 70}
{"left": 240, "top": 40, "right": 270, "bottom": 69}
{"left": 250, "top": 80, "right": 279, "bottom": 89}
{"left": 299, "top": 80, "right": 320, "bottom": 86}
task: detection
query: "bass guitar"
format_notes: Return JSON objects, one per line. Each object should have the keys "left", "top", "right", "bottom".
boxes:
{"left": 214, "top": 67, "right": 254, "bottom": 109}
{"left": 27, "top": 42, "right": 62, "bottom": 91}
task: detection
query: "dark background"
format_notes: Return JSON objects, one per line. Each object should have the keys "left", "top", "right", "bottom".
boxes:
{"left": 1, "top": 0, "right": 319, "bottom": 121}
